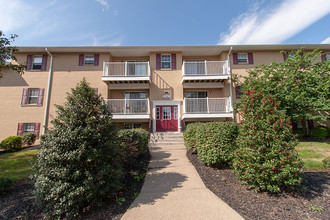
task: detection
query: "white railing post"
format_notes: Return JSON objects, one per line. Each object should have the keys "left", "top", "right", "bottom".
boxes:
{"left": 183, "top": 98, "right": 186, "bottom": 114}
{"left": 207, "top": 97, "right": 210, "bottom": 113}
{"left": 103, "top": 62, "right": 106, "bottom": 76}
{"left": 147, "top": 98, "right": 150, "bottom": 114}
{"left": 182, "top": 61, "right": 185, "bottom": 76}
{"left": 147, "top": 61, "right": 150, "bottom": 76}
{"left": 124, "top": 98, "right": 127, "bottom": 114}
{"left": 124, "top": 61, "right": 128, "bottom": 76}
{"left": 205, "top": 60, "right": 208, "bottom": 75}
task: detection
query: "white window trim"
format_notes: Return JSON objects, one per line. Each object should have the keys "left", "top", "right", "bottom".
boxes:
{"left": 161, "top": 54, "right": 171, "bottom": 69}
{"left": 32, "top": 55, "right": 43, "bottom": 70}
{"left": 28, "top": 88, "right": 39, "bottom": 105}
{"left": 237, "top": 53, "right": 248, "bottom": 64}
{"left": 84, "top": 55, "right": 95, "bottom": 65}
{"left": 24, "top": 123, "right": 35, "bottom": 133}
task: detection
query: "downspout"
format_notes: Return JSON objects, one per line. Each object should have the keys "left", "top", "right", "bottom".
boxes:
{"left": 227, "top": 47, "right": 234, "bottom": 122}
{"left": 43, "top": 48, "right": 54, "bottom": 134}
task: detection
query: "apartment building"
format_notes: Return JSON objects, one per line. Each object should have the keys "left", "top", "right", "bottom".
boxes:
{"left": 0, "top": 45, "right": 329, "bottom": 140}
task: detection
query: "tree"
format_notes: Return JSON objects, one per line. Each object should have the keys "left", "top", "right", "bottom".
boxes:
{"left": 235, "top": 48, "right": 330, "bottom": 130}
{"left": 32, "top": 79, "right": 123, "bottom": 218}
{"left": 0, "top": 31, "right": 25, "bottom": 80}
{"left": 233, "top": 88, "right": 304, "bottom": 192}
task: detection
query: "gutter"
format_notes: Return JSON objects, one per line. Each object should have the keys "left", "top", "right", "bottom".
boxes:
{"left": 227, "top": 47, "right": 234, "bottom": 122}
{"left": 43, "top": 48, "right": 54, "bottom": 134}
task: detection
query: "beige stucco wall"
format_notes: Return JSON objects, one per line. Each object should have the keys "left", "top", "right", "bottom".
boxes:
{"left": 0, "top": 69, "right": 48, "bottom": 141}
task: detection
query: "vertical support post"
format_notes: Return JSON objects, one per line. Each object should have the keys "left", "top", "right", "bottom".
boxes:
{"left": 183, "top": 98, "right": 186, "bottom": 114}
{"left": 124, "top": 61, "right": 127, "bottom": 76}
{"left": 207, "top": 97, "right": 209, "bottom": 113}
{"left": 124, "top": 98, "right": 127, "bottom": 114}
{"left": 204, "top": 60, "right": 208, "bottom": 75}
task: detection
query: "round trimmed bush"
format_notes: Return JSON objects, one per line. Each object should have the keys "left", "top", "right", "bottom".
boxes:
{"left": 196, "top": 122, "right": 239, "bottom": 166}
{"left": 310, "top": 126, "right": 328, "bottom": 140}
{"left": 0, "top": 136, "right": 22, "bottom": 152}
{"left": 22, "top": 132, "right": 37, "bottom": 146}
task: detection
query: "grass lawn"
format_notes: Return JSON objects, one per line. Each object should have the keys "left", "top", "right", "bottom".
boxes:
{"left": 296, "top": 141, "right": 330, "bottom": 169}
{"left": 0, "top": 150, "right": 39, "bottom": 181}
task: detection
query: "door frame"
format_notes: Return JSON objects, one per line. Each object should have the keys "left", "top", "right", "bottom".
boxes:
{"left": 152, "top": 100, "right": 181, "bottom": 133}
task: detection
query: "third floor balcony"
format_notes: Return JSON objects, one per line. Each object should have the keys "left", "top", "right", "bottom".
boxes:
{"left": 181, "top": 60, "right": 230, "bottom": 88}
{"left": 102, "top": 61, "right": 151, "bottom": 89}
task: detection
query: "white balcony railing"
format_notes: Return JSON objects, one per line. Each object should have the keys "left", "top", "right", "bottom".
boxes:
{"left": 105, "top": 99, "right": 150, "bottom": 115}
{"left": 103, "top": 61, "right": 150, "bottom": 77}
{"left": 182, "top": 61, "right": 228, "bottom": 76}
{"left": 183, "top": 98, "right": 232, "bottom": 114}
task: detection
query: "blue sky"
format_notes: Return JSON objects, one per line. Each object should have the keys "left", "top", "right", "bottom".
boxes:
{"left": 1, "top": 0, "right": 329, "bottom": 46}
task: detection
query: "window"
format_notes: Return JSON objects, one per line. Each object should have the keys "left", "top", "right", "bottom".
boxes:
{"left": 162, "top": 107, "right": 171, "bottom": 120}
{"left": 28, "top": 89, "right": 39, "bottom": 104}
{"left": 127, "top": 61, "right": 147, "bottom": 76}
{"left": 124, "top": 123, "right": 142, "bottom": 129}
{"left": 32, "top": 55, "right": 43, "bottom": 70}
{"left": 24, "top": 123, "right": 35, "bottom": 133}
{"left": 161, "top": 54, "right": 171, "bottom": 69}
{"left": 156, "top": 107, "right": 160, "bottom": 120}
{"left": 237, "top": 53, "right": 248, "bottom": 64}
{"left": 84, "top": 55, "right": 95, "bottom": 65}
{"left": 174, "top": 107, "right": 178, "bottom": 120}
{"left": 326, "top": 53, "right": 330, "bottom": 60}
{"left": 186, "top": 91, "right": 208, "bottom": 98}
{"left": 125, "top": 92, "right": 146, "bottom": 99}
{"left": 185, "top": 60, "right": 206, "bottom": 75}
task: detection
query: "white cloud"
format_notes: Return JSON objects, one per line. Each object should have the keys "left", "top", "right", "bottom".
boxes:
{"left": 0, "top": 0, "right": 38, "bottom": 33}
{"left": 219, "top": 0, "right": 330, "bottom": 45}
{"left": 92, "top": 35, "right": 123, "bottom": 46}
{"left": 95, "top": 0, "right": 110, "bottom": 12}
{"left": 321, "top": 37, "right": 330, "bottom": 44}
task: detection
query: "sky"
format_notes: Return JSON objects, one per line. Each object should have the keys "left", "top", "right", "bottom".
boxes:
{"left": 0, "top": 0, "right": 329, "bottom": 46}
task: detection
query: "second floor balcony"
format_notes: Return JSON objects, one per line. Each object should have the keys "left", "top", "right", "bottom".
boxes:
{"left": 183, "top": 97, "right": 233, "bottom": 120}
{"left": 102, "top": 61, "right": 151, "bottom": 88}
{"left": 181, "top": 61, "right": 230, "bottom": 88}
{"left": 105, "top": 98, "right": 150, "bottom": 120}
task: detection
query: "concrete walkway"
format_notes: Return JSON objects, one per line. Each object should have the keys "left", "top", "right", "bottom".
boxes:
{"left": 121, "top": 137, "right": 244, "bottom": 220}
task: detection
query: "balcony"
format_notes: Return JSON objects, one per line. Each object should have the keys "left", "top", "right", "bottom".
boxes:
{"left": 183, "top": 97, "right": 233, "bottom": 120}
{"left": 102, "top": 62, "right": 151, "bottom": 89}
{"left": 105, "top": 99, "right": 150, "bottom": 120}
{"left": 182, "top": 61, "right": 230, "bottom": 88}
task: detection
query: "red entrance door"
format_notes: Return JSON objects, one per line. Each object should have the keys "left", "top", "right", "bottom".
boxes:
{"left": 156, "top": 105, "right": 178, "bottom": 132}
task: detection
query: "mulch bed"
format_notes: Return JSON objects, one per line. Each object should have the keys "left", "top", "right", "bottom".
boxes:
{"left": 187, "top": 149, "right": 330, "bottom": 220}
{"left": 0, "top": 151, "right": 150, "bottom": 219}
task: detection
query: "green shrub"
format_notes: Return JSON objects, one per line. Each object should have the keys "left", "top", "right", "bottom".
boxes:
{"left": 0, "top": 177, "right": 12, "bottom": 193}
{"left": 0, "top": 136, "right": 22, "bottom": 152}
{"left": 22, "top": 132, "right": 37, "bottom": 146}
{"left": 322, "top": 157, "right": 330, "bottom": 168}
{"left": 196, "top": 122, "right": 239, "bottom": 166}
{"left": 233, "top": 89, "right": 304, "bottom": 192}
{"left": 310, "top": 127, "right": 328, "bottom": 140}
{"left": 32, "top": 79, "right": 123, "bottom": 219}
{"left": 183, "top": 123, "right": 204, "bottom": 152}
{"left": 118, "top": 128, "right": 150, "bottom": 168}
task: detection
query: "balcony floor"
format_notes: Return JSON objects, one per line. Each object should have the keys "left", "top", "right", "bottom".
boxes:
{"left": 183, "top": 112, "right": 234, "bottom": 121}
